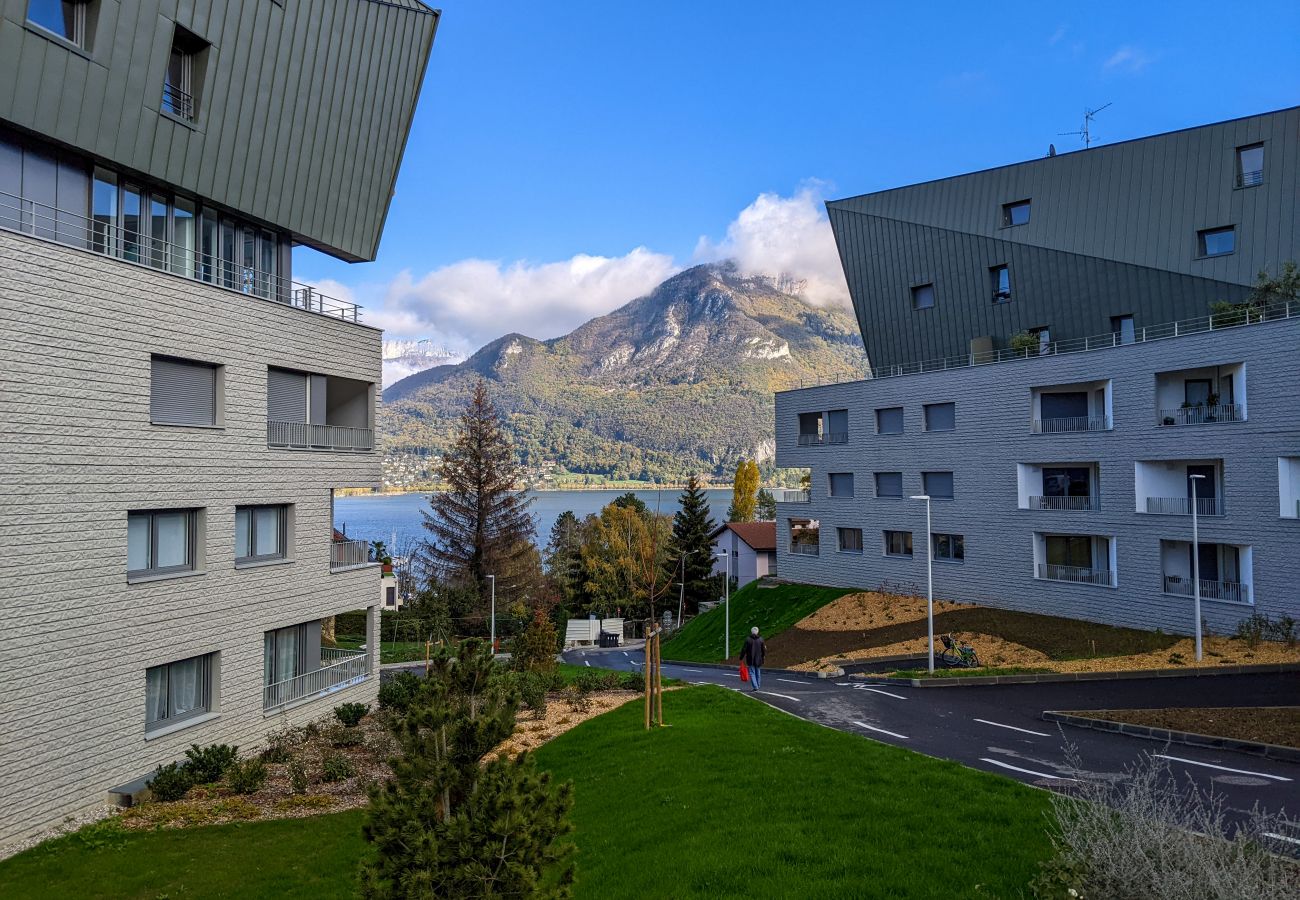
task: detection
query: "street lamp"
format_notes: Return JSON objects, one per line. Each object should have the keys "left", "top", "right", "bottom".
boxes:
{"left": 910, "top": 494, "right": 935, "bottom": 674}
{"left": 715, "top": 549, "right": 731, "bottom": 659}
{"left": 486, "top": 574, "right": 496, "bottom": 654}
{"left": 1189, "top": 474, "right": 1205, "bottom": 661}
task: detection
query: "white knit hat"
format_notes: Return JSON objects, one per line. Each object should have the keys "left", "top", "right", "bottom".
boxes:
{"left": 750, "top": 626, "right": 759, "bottom": 636}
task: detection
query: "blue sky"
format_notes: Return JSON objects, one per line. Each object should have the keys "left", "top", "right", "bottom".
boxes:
{"left": 298, "top": 0, "right": 1300, "bottom": 359}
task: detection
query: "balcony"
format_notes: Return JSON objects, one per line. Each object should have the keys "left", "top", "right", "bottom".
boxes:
{"left": 1030, "top": 380, "right": 1112, "bottom": 435}
{"left": 1162, "top": 575, "right": 1250, "bottom": 605}
{"left": 330, "top": 539, "right": 374, "bottom": 572}
{"left": 263, "top": 647, "right": 368, "bottom": 711}
{"left": 1037, "top": 563, "right": 1115, "bottom": 587}
{"left": 269, "top": 421, "right": 374, "bottom": 452}
{"left": 1030, "top": 415, "right": 1111, "bottom": 434}
{"left": 1159, "top": 539, "right": 1252, "bottom": 606}
{"left": 1029, "top": 495, "right": 1097, "bottom": 511}
{"left": 779, "top": 490, "right": 810, "bottom": 503}
{"left": 796, "top": 409, "right": 848, "bottom": 447}
{"left": 1135, "top": 460, "right": 1223, "bottom": 517}
{"left": 1157, "top": 404, "right": 1245, "bottom": 427}
{"left": 1145, "top": 497, "right": 1223, "bottom": 516}
{"left": 789, "top": 542, "right": 820, "bottom": 556}
{"left": 796, "top": 431, "right": 848, "bottom": 446}
{"left": 1155, "top": 364, "right": 1245, "bottom": 427}
{"left": 1018, "top": 463, "right": 1099, "bottom": 511}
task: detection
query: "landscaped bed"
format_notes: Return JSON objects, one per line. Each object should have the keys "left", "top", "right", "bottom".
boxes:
{"left": 1059, "top": 706, "right": 1300, "bottom": 749}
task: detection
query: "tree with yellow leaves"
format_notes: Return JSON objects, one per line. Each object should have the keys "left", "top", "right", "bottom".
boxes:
{"left": 727, "top": 459, "right": 760, "bottom": 522}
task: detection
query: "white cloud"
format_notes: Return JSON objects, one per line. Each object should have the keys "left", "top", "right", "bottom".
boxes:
{"left": 693, "top": 183, "right": 851, "bottom": 308}
{"left": 1102, "top": 45, "right": 1153, "bottom": 74}
{"left": 1048, "top": 25, "right": 1067, "bottom": 46}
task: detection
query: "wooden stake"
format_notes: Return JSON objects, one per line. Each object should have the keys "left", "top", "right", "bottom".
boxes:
{"left": 644, "top": 620, "right": 652, "bottom": 730}
{"left": 654, "top": 631, "right": 664, "bottom": 726}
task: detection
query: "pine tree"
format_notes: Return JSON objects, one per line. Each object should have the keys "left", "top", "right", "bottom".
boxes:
{"left": 755, "top": 488, "right": 777, "bottom": 521}
{"left": 670, "top": 475, "right": 719, "bottom": 616}
{"left": 544, "top": 511, "right": 585, "bottom": 607}
{"left": 361, "top": 640, "right": 575, "bottom": 897}
{"left": 610, "top": 491, "right": 649, "bottom": 518}
{"left": 422, "top": 380, "right": 536, "bottom": 622}
{"left": 726, "top": 459, "right": 759, "bottom": 522}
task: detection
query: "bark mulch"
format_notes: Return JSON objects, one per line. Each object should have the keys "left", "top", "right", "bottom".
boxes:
{"left": 1062, "top": 707, "right": 1300, "bottom": 749}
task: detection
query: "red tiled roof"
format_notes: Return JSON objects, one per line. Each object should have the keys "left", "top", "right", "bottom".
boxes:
{"left": 712, "top": 521, "right": 777, "bottom": 552}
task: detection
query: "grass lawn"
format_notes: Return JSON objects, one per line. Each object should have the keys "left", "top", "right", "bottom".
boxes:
{"left": 662, "top": 580, "right": 855, "bottom": 662}
{"left": 336, "top": 637, "right": 425, "bottom": 664}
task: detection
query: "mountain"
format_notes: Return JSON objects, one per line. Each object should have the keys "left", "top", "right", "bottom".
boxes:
{"left": 381, "top": 339, "right": 463, "bottom": 386}
{"left": 380, "top": 262, "right": 870, "bottom": 486}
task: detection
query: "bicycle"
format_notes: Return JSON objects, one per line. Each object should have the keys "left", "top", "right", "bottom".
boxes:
{"left": 937, "top": 633, "right": 980, "bottom": 668}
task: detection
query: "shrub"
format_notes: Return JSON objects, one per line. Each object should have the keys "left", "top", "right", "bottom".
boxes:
{"left": 517, "top": 671, "right": 548, "bottom": 716}
{"left": 147, "top": 762, "right": 192, "bottom": 802}
{"left": 183, "top": 743, "right": 238, "bottom": 784}
{"left": 334, "top": 702, "right": 370, "bottom": 727}
{"left": 226, "top": 757, "right": 268, "bottom": 795}
{"left": 1235, "top": 612, "right": 1299, "bottom": 649}
{"left": 562, "top": 684, "right": 592, "bottom": 713}
{"left": 330, "top": 725, "right": 366, "bottom": 749}
{"left": 511, "top": 607, "right": 560, "bottom": 673}
{"left": 288, "top": 759, "right": 309, "bottom": 794}
{"left": 378, "top": 670, "right": 421, "bottom": 712}
{"left": 575, "top": 668, "right": 619, "bottom": 693}
{"left": 619, "top": 670, "right": 646, "bottom": 691}
{"left": 322, "top": 752, "right": 356, "bottom": 783}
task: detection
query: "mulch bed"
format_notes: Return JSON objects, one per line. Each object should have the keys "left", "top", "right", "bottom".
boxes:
{"left": 1061, "top": 707, "right": 1300, "bottom": 749}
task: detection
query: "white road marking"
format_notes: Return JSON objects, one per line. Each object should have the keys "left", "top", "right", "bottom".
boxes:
{"left": 682, "top": 668, "right": 704, "bottom": 673}
{"left": 622, "top": 651, "right": 629, "bottom": 657}
{"left": 723, "top": 672, "right": 740, "bottom": 677}
{"left": 776, "top": 678, "right": 807, "bottom": 685}
{"left": 851, "top": 721, "right": 909, "bottom": 740}
{"left": 974, "top": 718, "right": 1049, "bottom": 737}
{"left": 1154, "top": 754, "right": 1292, "bottom": 782}
{"left": 691, "top": 681, "right": 710, "bottom": 686}
{"left": 1263, "top": 832, "right": 1300, "bottom": 846}
{"left": 759, "top": 691, "right": 801, "bottom": 702}
{"left": 584, "top": 660, "right": 591, "bottom": 667}
{"left": 861, "top": 688, "right": 908, "bottom": 700}
{"left": 835, "top": 682, "right": 854, "bottom": 686}
{"left": 980, "top": 758, "right": 1075, "bottom": 781}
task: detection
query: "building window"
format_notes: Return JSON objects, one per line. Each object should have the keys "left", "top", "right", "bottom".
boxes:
{"left": 991, "top": 265, "right": 1011, "bottom": 303}
{"left": 150, "top": 355, "right": 218, "bottom": 426}
{"left": 875, "top": 472, "right": 903, "bottom": 499}
{"left": 911, "top": 283, "right": 935, "bottom": 310}
{"left": 1111, "top": 315, "right": 1135, "bottom": 345}
{"left": 933, "top": 533, "right": 964, "bottom": 562}
{"left": 128, "top": 509, "right": 197, "bottom": 579}
{"left": 27, "top": 0, "right": 88, "bottom": 48}
{"left": 923, "top": 471, "right": 954, "bottom": 500}
{"left": 837, "top": 527, "right": 863, "bottom": 554}
{"left": 924, "top": 402, "right": 955, "bottom": 432}
{"left": 828, "top": 472, "right": 854, "bottom": 498}
{"left": 1001, "top": 200, "right": 1030, "bottom": 227}
{"left": 236, "top": 505, "right": 288, "bottom": 564}
{"left": 1236, "top": 143, "right": 1263, "bottom": 188}
{"left": 884, "top": 530, "right": 913, "bottom": 558}
{"left": 163, "top": 43, "right": 194, "bottom": 120}
{"left": 146, "top": 652, "right": 214, "bottom": 732}
{"left": 876, "top": 406, "right": 904, "bottom": 434}
{"left": 385, "top": 585, "right": 397, "bottom": 606}
{"left": 1198, "top": 226, "right": 1235, "bottom": 258}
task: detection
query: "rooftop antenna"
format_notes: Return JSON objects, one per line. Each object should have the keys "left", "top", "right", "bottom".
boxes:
{"left": 1059, "top": 102, "right": 1112, "bottom": 149}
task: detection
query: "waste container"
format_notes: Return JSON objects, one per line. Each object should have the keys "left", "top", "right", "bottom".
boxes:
{"left": 598, "top": 631, "right": 619, "bottom": 648}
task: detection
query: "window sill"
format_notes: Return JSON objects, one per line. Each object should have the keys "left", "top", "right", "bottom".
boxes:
{"left": 883, "top": 554, "right": 914, "bottom": 560}
{"left": 1195, "top": 252, "right": 1235, "bottom": 260}
{"left": 935, "top": 558, "right": 965, "bottom": 565}
{"left": 23, "top": 22, "right": 92, "bottom": 60}
{"left": 235, "top": 557, "right": 295, "bottom": 571}
{"left": 128, "top": 569, "right": 206, "bottom": 585}
{"left": 144, "top": 710, "right": 220, "bottom": 741}
{"left": 150, "top": 421, "right": 224, "bottom": 430}
{"left": 837, "top": 550, "right": 863, "bottom": 555}
{"left": 159, "top": 108, "right": 200, "bottom": 131}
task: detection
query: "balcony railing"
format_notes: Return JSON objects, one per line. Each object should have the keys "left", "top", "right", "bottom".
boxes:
{"left": 1163, "top": 575, "right": 1250, "bottom": 605}
{"left": 796, "top": 432, "right": 848, "bottom": 446}
{"left": 1144, "top": 496, "right": 1224, "bottom": 516}
{"left": 1030, "top": 495, "right": 1097, "bottom": 511}
{"left": 1031, "top": 416, "right": 1112, "bottom": 434}
{"left": 1037, "top": 563, "right": 1115, "bottom": 587}
{"left": 0, "top": 190, "right": 363, "bottom": 323}
{"left": 1157, "top": 404, "right": 1245, "bottom": 426}
{"left": 263, "top": 648, "right": 368, "bottom": 711}
{"left": 162, "top": 82, "right": 194, "bottom": 120}
{"left": 788, "top": 542, "right": 820, "bottom": 556}
{"left": 780, "top": 490, "right": 810, "bottom": 503}
{"left": 330, "top": 539, "right": 373, "bottom": 572}
{"left": 268, "top": 421, "right": 374, "bottom": 452}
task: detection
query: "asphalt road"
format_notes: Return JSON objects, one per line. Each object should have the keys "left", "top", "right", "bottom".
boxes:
{"left": 564, "top": 644, "right": 1300, "bottom": 851}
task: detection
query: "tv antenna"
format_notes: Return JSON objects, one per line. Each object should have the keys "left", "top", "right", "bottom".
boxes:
{"left": 1060, "top": 102, "right": 1112, "bottom": 149}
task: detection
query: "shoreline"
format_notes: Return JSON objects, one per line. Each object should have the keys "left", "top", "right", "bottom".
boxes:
{"left": 338, "top": 485, "right": 738, "bottom": 498}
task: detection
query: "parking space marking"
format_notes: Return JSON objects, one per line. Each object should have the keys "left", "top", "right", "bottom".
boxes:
{"left": 980, "top": 758, "right": 1074, "bottom": 781}
{"left": 1154, "top": 754, "right": 1292, "bottom": 782}
{"left": 776, "top": 678, "right": 808, "bottom": 685}
{"left": 974, "top": 718, "right": 1049, "bottom": 737}
{"left": 861, "top": 688, "right": 908, "bottom": 700}
{"left": 852, "top": 721, "right": 909, "bottom": 740}
{"left": 759, "top": 691, "right": 802, "bottom": 702}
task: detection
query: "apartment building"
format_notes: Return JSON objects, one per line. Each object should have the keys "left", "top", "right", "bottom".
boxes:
{"left": 775, "top": 107, "right": 1300, "bottom": 635}
{"left": 0, "top": 1, "right": 438, "bottom": 846}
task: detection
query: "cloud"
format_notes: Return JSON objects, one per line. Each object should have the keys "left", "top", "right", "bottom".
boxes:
{"left": 693, "top": 183, "right": 851, "bottom": 308}
{"left": 1102, "top": 45, "right": 1153, "bottom": 74}
{"left": 1047, "top": 25, "right": 1067, "bottom": 46}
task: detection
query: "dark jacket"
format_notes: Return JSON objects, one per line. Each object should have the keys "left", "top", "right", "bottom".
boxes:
{"left": 741, "top": 635, "right": 765, "bottom": 667}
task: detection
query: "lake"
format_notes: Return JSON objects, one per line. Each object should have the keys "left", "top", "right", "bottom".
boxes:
{"left": 334, "top": 489, "right": 734, "bottom": 549}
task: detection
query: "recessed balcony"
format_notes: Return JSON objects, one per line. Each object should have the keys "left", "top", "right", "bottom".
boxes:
{"left": 1018, "top": 463, "right": 1099, "bottom": 511}
{"left": 1030, "top": 380, "right": 1112, "bottom": 434}
{"left": 796, "top": 409, "right": 849, "bottom": 446}
{"left": 267, "top": 368, "right": 374, "bottom": 451}
{"left": 1135, "top": 460, "right": 1224, "bottom": 517}
{"left": 787, "top": 517, "right": 820, "bottom": 556}
{"left": 1155, "top": 364, "right": 1245, "bottom": 427}
{"left": 1160, "top": 540, "right": 1252, "bottom": 605}
{"left": 1033, "top": 533, "right": 1116, "bottom": 588}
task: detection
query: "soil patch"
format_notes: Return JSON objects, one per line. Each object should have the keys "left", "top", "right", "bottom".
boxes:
{"left": 1062, "top": 707, "right": 1300, "bottom": 749}
{"left": 494, "top": 690, "right": 645, "bottom": 757}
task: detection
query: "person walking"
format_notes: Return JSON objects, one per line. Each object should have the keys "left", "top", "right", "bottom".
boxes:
{"left": 740, "top": 626, "right": 765, "bottom": 692}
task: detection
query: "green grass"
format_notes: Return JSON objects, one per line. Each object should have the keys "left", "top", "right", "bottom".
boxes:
{"left": 532, "top": 686, "right": 1052, "bottom": 898}
{"left": 335, "top": 637, "right": 426, "bottom": 664}
{"left": 661, "top": 580, "right": 855, "bottom": 662}
{"left": 554, "top": 662, "right": 683, "bottom": 687}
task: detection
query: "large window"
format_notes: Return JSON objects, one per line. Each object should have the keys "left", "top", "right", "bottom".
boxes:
{"left": 875, "top": 472, "right": 903, "bottom": 499}
{"left": 150, "top": 355, "right": 217, "bottom": 426}
{"left": 884, "top": 530, "right": 913, "bottom": 558}
{"left": 933, "top": 533, "right": 964, "bottom": 562}
{"left": 27, "top": 0, "right": 88, "bottom": 48}
{"left": 264, "top": 621, "right": 318, "bottom": 688}
{"left": 1045, "top": 534, "right": 1094, "bottom": 569}
{"left": 164, "top": 44, "right": 194, "bottom": 120}
{"left": 837, "top": 527, "right": 863, "bottom": 554}
{"left": 991, "top": 265, "right": 1011, "bottom": 303}
{"left": 128, "top": 509, "right": 197, "bottom": 579}
{"left": 146, "top": 652, "right": 214, "bottom": 733}
{"left": 1001, "top": 200, "right": 1031, "bottom": 227}
{"left": 828, "top": 472, "right": 855, "bottom": 498}
{"left": 924, "top": 402, "right": 955, "bottom": 432}
{"left": 876, "top": 407, "right": 904, "bottom": 434}
{"left": 1198, "top": 226, "right": 1235, "bottom": 258}
{"left": 1043, "top": 467, "right": 1091, "bottom": 499}
{"left": 236, "top": 505, "right": 287, "bottom": 564}
{"left": 1236, "top": 143, "right": 1263, "bottom": 188}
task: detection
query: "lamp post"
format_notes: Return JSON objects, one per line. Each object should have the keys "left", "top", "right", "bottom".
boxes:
{"left": 716, "top": 549, "right": 731, "bottom": 659}
{"left": 1189, "top": 474, "right": 1205, "bottom": 661}
{"left": 486, "top": 574, "right": 496, "bottom": 654}
{"left": 910, "top": 494, "right": 935, "bottom": 673}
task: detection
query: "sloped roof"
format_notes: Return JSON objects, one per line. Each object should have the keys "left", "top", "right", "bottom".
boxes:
{"left": 712, "top": 521, "right": 777, "bottom": 552}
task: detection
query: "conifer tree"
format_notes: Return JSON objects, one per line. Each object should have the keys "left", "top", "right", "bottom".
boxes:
{"left": 755, "top": 488, "right": 777, "bottom": 521}
{"left": 361, "top": 639, "right": 575, "bottom": 898}
{"left": 671, "top": 475, "right": 719, "bottom": 616}
{"left": 544, "top": 511, "right": 585, "bottom": 607}
{"left": 726, "top": 459, "right": 760, "bottom": 522}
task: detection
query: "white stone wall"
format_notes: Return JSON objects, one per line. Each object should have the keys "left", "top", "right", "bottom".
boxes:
{"left": 0, "top": 230, "right": 384, "bottom": 847}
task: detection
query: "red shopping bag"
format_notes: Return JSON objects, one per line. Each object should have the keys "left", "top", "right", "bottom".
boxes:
{"left": 739, "top": 661, "right": 749, "bottom": 682}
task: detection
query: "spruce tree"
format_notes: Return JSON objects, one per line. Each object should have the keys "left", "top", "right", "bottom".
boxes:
{"left": 544, "top": 511, "right": 585, "bottom": 608}
{"left": 422, "top": 380, "right": 536, "bottom": 623}
{"left": 361, "top": 639, "right": 575, "bottom": 898}
{"left": 671, "top": 475, "right": 718, "bottom": 616}
{"left": 755, "top": 488, "right": 777, "bottom": 521}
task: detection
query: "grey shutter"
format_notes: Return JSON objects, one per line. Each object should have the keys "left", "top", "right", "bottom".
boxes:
{"left": 876, "top": 407, "right": 904, "bottom": 433}
{"left": 925, "top": 402, "right": 955, "bottom": 432}
{"left": 267, "top": 369, "right": 307, "bottom": 422}
{"left": 308, "top": 374, "right": 328, "bottom": 425}
{"left": 150, "top": 357, "right": 216, "bottom": 425}
{"left": 829, "top": 473, "right": 854, "bottom": 497}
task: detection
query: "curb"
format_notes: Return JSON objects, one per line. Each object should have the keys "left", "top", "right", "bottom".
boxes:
{"left": 848, "top": 661, "right": 1300, "bottom": 688}
{"left": 1042, "top": 710, "right": 1300, "bottom": 763}
{"left": 660, "top": 659, "right": 840, "bottom": 680}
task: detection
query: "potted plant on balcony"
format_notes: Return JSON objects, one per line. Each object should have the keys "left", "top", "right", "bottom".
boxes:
{"left": 1008, "top": 330, "right": 1039, "bottom": 358}
{"left": 1204, "top": 392, "right": 1220, "bottom": 422}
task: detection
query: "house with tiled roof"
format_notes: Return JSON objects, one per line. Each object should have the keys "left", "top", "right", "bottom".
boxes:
{"left": 711, "top": 521, "right": 778, "bottom": 590}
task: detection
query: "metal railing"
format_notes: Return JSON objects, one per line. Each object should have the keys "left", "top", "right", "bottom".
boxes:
{"left": 789, "top": 297, "right": 1300, "bottom": 390}
{"left": 826, "top": 431, "right": 849, "bottom": 444}
{"left": 0, "top": 190, "right": 363, "bottom": 323}
{"left": 788, "top": 542, "right": 820, "bottom": 556}
{"left": 1031, "top": 416, "right": 1112, "bottom": 434}
{"left": 1163, "top": 575, "right": 1250, "bottom": 604}
{"left": 797, "top": 432, "right": 848, "bottom": 446}
{"left": 1237, "top": 169, "right": 1264, "bottom": 188}
{"left": 162, "top": 82, "right": 194, "bottom": 120}
{"left": 1156, "top": 404, "right": 1245, "bottom": 426}
{"left": 330, "top": 539, "right": 372, "bottom": 571}
{"left": 1030, "top": 495, "right": 1097, "bottom": 511}
{"left": 263, "top": 648, "right": 368, "bottom": 710}
{"left": 1144, "top": 496, "right": 1223, "bottom": 516}
{"left": 780, "top": 490, "right": 810, "bottom": 503}
{"left": 1037, "top": 563, "right": 1115, "bottom": 586}
{"left": 268, "top": 420, "right": 374, "bottom": 452}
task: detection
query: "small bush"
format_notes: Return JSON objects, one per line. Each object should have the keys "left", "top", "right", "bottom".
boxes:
{"left": 517, "top": 671, "right": 548, "bottom": 716}
{"left": 575, "top": 668, "right": 619, "bottom": 692}
{"left": 183, "top": 743, "right": 238, "bottom": 784}
{"left": 378, "top": 671, "right": 421, "bottom": 712}
{"left": 321, "top": 752, "right": 356, "bottom": 783}
{"left": 288, "top": 759, "right": 309, "bottom": 794}
{"left": 562, "top": 684, "right": 592, "bottom": 713}
{"left": 619, "top": 670, "right": 646, "bottom": 691}
{"left": 512, "top": 607, "right": 560, "bottom": 673}
{"left": 334, "top": 702, "right": 370, "bottom": 727}
{"left": 147, "top": 762, "right": 192, "bottom": 802}
{"left": 330, "top": 725, "right": 366, "bottom": 749}
{"left": 226, "top": 757, "right": 268, "bottom": 795}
